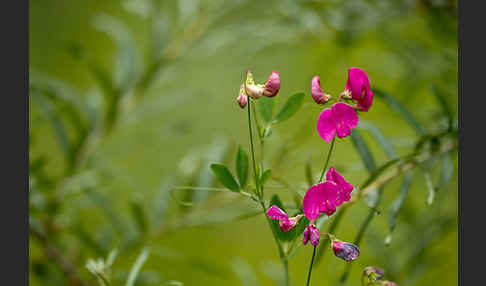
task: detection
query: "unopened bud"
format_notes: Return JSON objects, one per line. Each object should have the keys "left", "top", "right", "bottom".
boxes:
{"left": 332, "top": 241, "right": 360, "bottom": 261}
{"left": 303, "top": 224, "right": 320, "bottom": 246}
{"left": 311, "top": 75, "right": 330, "bottom": 104}
{"left": 246, "top": 84, "right": 264, "bottom": 99}
{"left": 263, "top": 71, "right": 280, "bottom": 97}
{"left": 237, "top": 85, "right": 248, "bottom": 108}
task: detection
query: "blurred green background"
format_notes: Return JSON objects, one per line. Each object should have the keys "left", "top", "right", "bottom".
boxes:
{"left": 29, "top": 0, "right": 457, "bottom": 285}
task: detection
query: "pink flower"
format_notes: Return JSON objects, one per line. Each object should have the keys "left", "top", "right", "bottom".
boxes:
{"left": 326, "top": 166, "right": 354, "bottom": 204}
{"left": 345, "top": 67, "right": 373, "bottom": 112}
{"left": 237, "top": 84, "right": 248, "bottom": 108}
{"left": 266, "top": 205, "right": 302, "bottom": 232}
{"left": 316, "top": 102, "right": 358, "bottom": 142}
{"left": 332, "top": 241, "right": 360, "bottom": 261}
{"left": 302, "top": 169, "right": 354, "bottom": 219}
{"left": 263, "top": 71, "right": 280, "bottom": 97}
{"left": 303, "top": 224, "right": 320, "bottom": 246}
{"left": 311, "top": 75, "right": 330, "bottom": 104}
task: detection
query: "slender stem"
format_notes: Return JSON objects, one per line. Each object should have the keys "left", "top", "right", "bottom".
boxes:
{"left": 247, "top": 97, "right": 260, "bottom": 198}
{"left": 318, "top": 137, "right": 336, "bottom": 183}
{"left": 306, "top": 246, "right": 317, "bottom": 286}
{"left": 247, "top": 98, "right": 289, "bottom": 286}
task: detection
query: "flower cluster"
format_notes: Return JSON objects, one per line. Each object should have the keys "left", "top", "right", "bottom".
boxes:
{"left": 237, "top": 70, "right": 281, "bottom": 108}
{"left": 266, "top": 167, "right": 358, "bottom": 261}
{"left": 312, "top": 67, "right": 373, "bottom": 142}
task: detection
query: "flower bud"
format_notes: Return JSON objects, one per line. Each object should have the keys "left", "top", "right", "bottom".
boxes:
{"left": 303, "top": 224, "right": 320, "bottom": 246}
{"left": 363, "top": 266, "right": 385, "bottom": 280}
{"left": 311, "top": 75, "right": 330, "bottom": 104}
{"left": 332, "top": 241, "right": 360, "bottom": 261}
{"left": 237, "top": 86, "right": 248, "bottom": 109}
{"left": 263, "top": 71, "right": 280, "bottom": 97}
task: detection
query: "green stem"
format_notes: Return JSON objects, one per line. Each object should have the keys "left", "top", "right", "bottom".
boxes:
{"left": 318, "top": 137, "right": 336, "bottom": 183}
{"left": 306, "top": 246, "right": 317, "bottom": 286}
{"left": 247, "top": 97, "right": 260, "bottom": 197}
{"left": 247, "top": 97, "right": 288, "bottom": 285}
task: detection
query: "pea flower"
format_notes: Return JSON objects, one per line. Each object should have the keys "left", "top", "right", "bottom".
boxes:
{"left": 245, "top": 70, "right": 264, "bottom": 99}
{"left": 303, "top": 224, "right": 320, "bottom": 246}
{"left": 302, "top": 167, "right": 354, "bottom": 218}
{"left": 311, "top": 75, "right": 330, "bottom": 104}
{"left": 266, "top": 205, "right": 303, "bottom": 232}
{"left": 344, "top": 67, "right": 373, "bottom": 112}
{"left": 316, "top": 102, "right": 358, "bottom": 142}
{"left": 332, "top": 240, "right": 360, "bottom": 261}
{"left": 263, "top": 71, "right": 281, "bottom": 97}
{"left": 237, "top": 84, "right": 248, "bottom": 108}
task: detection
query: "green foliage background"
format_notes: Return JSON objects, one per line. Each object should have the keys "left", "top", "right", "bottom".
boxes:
{"left": 30, "top": 0, "right": 457, "bottom": 285}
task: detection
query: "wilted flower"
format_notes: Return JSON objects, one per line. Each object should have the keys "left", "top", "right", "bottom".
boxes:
{"left": 263, "top": 71, "right": 281, "bottom": 97}
{"left": 303, "top": 224, "right": 320, "bottom": 246}
{"left": 344, "top": 67, "right": 373, "bottom": 112}
{"left": 311, "top": 75, "right": 330, "bottom": 104}
{"left": 237, "top": 84, "right": 248, "bottom": 108}
{"left": 266, "top": 205, "right": 303, "bottom": 232}
{"left": 302, "top": 168, "right": 353, "bottom": 219}
{"left": 316, "top": 102, "right": 358, "bottom": 142}
{"left": 332, "top": 241, "right": 360, "bottom": 261}
{"left": 363, "top": 266, "right": 385, "bottom": 280}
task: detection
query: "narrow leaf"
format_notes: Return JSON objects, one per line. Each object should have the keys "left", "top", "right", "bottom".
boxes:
{"left": 388, "top": 172, "right": 414, "bottom": 236}
{"left": 372, "top": 88, "right": 427, "bottom": 136}
{"left": 235, "top": 145, "right": 249, "bottom": 188}
{"left": 125, "top": 248, "right": 151, "bottom": 286}
{"left": 359, "top": 120, "right": 398, "bottom": 159}
{"left": 210, "top": 163, "right": 240, "bottom": 192}
{"left": 260, "top": 169, "right": 272, "bottom": 187}
{"left": 130, "top": 197, "right": 148, "bottom": 234}
{"left": 439, "top": 153, "right": 454, "bottom": 188}
{"left": 273, "top": 92, "right": 305, "bottom": 123}
{"left": 350, "top": 129, "right": 377, "bottom": 173}
{"left": 424, "top": 170, "right": 436, "bottom": 206}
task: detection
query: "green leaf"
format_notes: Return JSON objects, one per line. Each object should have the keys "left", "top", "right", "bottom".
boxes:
{"left": 372, "top": 88, "right": 427, "bottom": 136}
{"left": 388, "top": 172, "right": 414, "bottom": 237}
{"left": 350, "top": 129, "right": 377, "bottom": 173}
{"left": 93, "top": 14, "right": 141, "bottom": 91}
{"left": 210, "top": 163, "right": 240, "bottom": 192}
{"left": 273, "top": 92, "right": 305, "bottom": 123}
{"left": 130, "top": 196, "right": 148, "bottom": 234}
{"left": 235, "top": 146, "right": 249, "bottom": 188}
{"left": 258, "top": 96, "right": 275, "bottom": 123}
{"left": 125, "top": 248, "right": 150, "bottom": 286}
{"left": 260, "top": 169, "right": 272, "bottom": 187}
{"left": 359, "top": 120, "right": 398, "bottom": 159}
{"left": 424, "top": 170, "right": 436, "bottom": 206}
{"left": 152, "top": 179, "right": 172, "bottom": 229}
{"left": 432, "top": 85, "right": 454, "bottom": 130}
{"left": 438, "top": 154, "right": 453, "bottom": 188}
{"left": 30, "top": 92, "right": 71, "bottom": 157}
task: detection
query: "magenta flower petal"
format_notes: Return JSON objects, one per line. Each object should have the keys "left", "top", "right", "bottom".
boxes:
{"left": 279, "top": 219, "right": 297, "bottom": 232}
{"left": 303, "top": 181, "right": 342, "bottom": 219}
{"left": 316, "top": 108, "right": 337, "bottom": 143}
{"left": 332, "top": 102, "right": 358, "bottom": 138}
{"left": 266, "top": 205, "right": 289, "bottom": 221}
{"left": 345, "top": 67, "right": 373, "bottom": 111}
{"left": 266, "top": 205, "right": 299, "bottom": 232}
{"left": 332, "top": 241, "right": 360, "bottom": 261}
{"left": 303, "top": 224, "right": 320, "bottom": 246}
{"left": 311, "top": 75, "right": 328, "bottom": 104}
{"left": 326, "top": 166, "right": 354, "bottom": 204}
{"left": 263, "top": 71, "right": 280, "bottom": 97}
